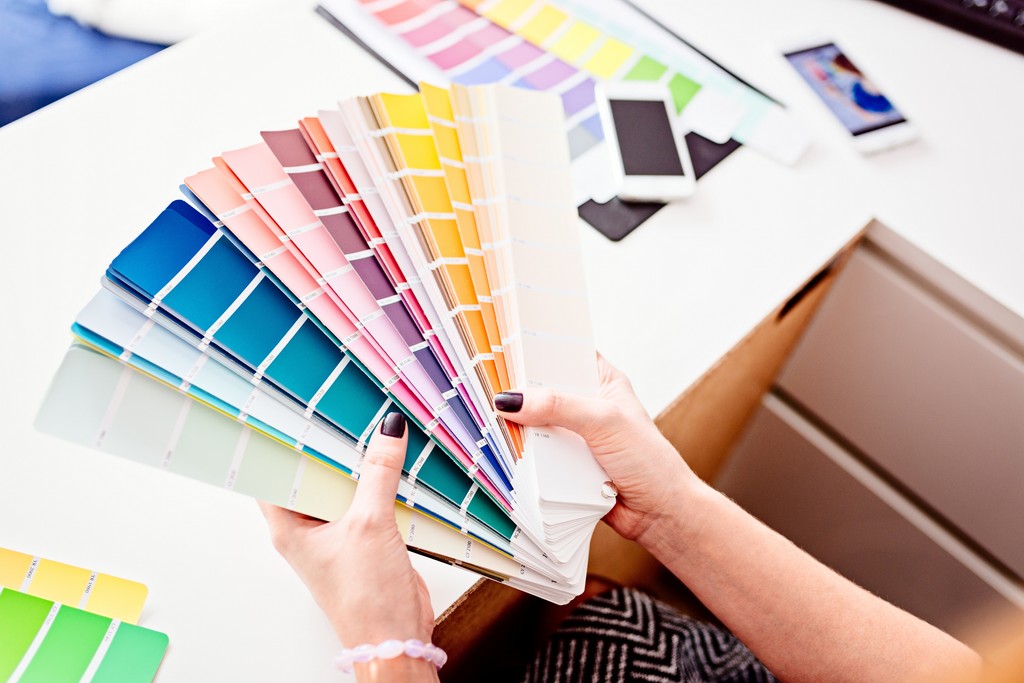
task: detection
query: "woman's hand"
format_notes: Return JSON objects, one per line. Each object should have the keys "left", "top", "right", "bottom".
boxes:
{"left": 259, "top": 413, "right": 437, "bottom": 680}
{"left": 494, "top": 353, "right": 702, "bottom": 544}
{"left": 499, "top": 355, "right": 982, "bottom": 683}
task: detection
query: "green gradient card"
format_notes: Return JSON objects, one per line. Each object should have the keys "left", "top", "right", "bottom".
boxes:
{"left": 0, "top": 588, "right": 167, "bottom": 683}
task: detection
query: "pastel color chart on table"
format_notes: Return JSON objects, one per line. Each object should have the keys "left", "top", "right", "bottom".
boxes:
{"left": 319, "top": 0, "right": 809, "bottom": 240}
{"left": 535, "top": 0, "right": 809, "bottom": 157}
{"left": 0, "top": 549, "right": 147, "bottom": 625}
{"left": 352, "top": 0, "right": 737, "bottom": 148}
{"left": 0, "top": 588, "right": 167, "bottom": 683}
{"left": 354, "top": 0, "right": 606, "bottom": 160}
{"left": 463, "top": 0, "right": 776, "bottom": 148}
{"left": 461, "top": 0, "right": 736, "bottom": 142}
{"left": 100, "top": 202, "right": 514, "bottom": 531}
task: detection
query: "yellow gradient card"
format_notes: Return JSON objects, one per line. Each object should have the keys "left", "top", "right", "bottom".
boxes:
{"left": 0, "top": 548, "right": 148, "bottom": 624}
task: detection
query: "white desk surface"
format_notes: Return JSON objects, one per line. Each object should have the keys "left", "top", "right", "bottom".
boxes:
{"left": 0, "top": 0, "right": 1020, "bottom": 680}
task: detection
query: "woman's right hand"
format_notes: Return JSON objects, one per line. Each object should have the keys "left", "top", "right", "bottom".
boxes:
{"left": 494, "top": 354, "right": 703, "bottom": 544}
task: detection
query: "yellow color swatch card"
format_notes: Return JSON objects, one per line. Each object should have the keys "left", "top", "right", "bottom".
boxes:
{"left": 0, "top": 548, "right": 148, "bottom": 624}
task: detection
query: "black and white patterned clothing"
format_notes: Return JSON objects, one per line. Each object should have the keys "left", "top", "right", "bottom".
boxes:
{"left": 522, "top": 588, "right": 777, "bottom": 683}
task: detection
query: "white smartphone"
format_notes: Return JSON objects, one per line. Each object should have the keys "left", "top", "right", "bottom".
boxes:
{"left": 595, "top": 82, "right": 696, "bottom": 202}
{"left": 781, "top": 38, "right": 917, "bottom": 154}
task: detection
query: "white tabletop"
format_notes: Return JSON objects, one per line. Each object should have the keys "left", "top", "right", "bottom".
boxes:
{"left": 0, "top": 1, "right": 1020, "bottom": 680}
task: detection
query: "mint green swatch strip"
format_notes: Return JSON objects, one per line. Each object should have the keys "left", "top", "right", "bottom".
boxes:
{"left": 90, "top": 623, "right": 170, "bottom": 683}
{"left": 18, "top": 607, "right": 108, "bottom": 682}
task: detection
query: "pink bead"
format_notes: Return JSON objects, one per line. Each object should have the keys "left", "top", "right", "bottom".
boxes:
{"left": 377, "top": 640, "right": 404, "bottom": 659}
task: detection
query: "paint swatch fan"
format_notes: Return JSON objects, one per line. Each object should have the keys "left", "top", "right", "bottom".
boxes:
{"left": 36, "top": 83, "right": 614, "bottom": 604}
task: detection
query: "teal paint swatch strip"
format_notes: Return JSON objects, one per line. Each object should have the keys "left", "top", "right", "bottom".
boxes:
{"left": 70, "top": 290, "right": 515, "bottom": 541}
{"left": 107, "top": 200, "right": 512, "bottom": 502}
{"left": 34, "top": 345, "right": 514, "bottom": 554}
{"left": 0, "top": 588, "right": 167, "bottom": 683}
{"left": 104, "top": 201, "right": 514, "bottom": 514}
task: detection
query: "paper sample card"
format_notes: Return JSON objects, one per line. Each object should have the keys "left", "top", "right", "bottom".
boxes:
{"left": 0, "top": 588, "right": 167, "bottom": 683}
{"left": 0, "top": 549, "right": 147, "bottom": 624}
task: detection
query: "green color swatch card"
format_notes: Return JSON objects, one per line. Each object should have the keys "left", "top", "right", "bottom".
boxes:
{"left": 0, "top": 587, "right": 167, "bottom": 683}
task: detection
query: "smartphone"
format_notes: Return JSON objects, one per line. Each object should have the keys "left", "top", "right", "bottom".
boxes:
{"left": 781, "top": 39, "right": 916, "bottom": 153}
{"left": 595, "top": 82, "right": 696, "bottom": 202}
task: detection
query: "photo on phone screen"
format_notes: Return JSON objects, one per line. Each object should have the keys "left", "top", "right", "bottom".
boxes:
{"left": 783, "top": 43, "right": 906, "bottom": 136}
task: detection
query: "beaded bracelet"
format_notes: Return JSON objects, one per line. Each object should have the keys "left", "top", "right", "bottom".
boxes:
{"left": 333, "top": 639, "right": 448, "bottom": 673}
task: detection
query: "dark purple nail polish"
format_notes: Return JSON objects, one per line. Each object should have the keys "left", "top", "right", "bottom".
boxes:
{"left": 494, "top": 392, "right": 523, "bottom": 413}
{"left": 380, "top": 412, "right": 406, "bottom": 438}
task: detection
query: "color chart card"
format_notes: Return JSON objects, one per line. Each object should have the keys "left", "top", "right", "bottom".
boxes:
{"left": 34, "top": 345, "right": 538, "bottom": 587}
{"left": 0, "top": 588, "right": 167, "bottom": 683}
{"left": 0, "top": 549, "right": 147, "bottom": 624}
{"left": 99, "top": 199, "right": 515, "bottom": 522}
{"left": 39, "top": 81, "right": 620, "bottom": 604}
{"left": 451, "top": 84, "right": 613, "bottom": 561}
{"left": 36, "top": 345, "right": 584, "bottom": 601}
{"left": 72, "top": 289, "right": 516, "bottom": 550}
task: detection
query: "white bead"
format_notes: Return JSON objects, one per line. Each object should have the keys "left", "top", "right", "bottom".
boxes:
{"left": 353, "top": 644, "right": 375, "bottom": 663}
{"left": 334, "top": 640, "right": 446, "bottom": 672}
{"left": 377, "top": 640, "right": 404, "bottom": 659}
{"left": 404, "top": 639, "right": 425, "bottom": 658}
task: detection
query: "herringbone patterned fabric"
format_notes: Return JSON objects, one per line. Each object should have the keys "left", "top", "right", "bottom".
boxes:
{"left": 522, "top": 588, "right": 777, "bottom": 683}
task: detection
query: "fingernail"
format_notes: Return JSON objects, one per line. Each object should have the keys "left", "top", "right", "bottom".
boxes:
{"left": 380, "top": 412, "right": 406, "bottom": 438}
{"left": 494, "top": 392, "right": 523, "bottom": 413}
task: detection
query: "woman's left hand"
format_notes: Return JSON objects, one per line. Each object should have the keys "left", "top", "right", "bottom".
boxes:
{"left": 259, "top": 413, "right": 435, "bottom": 650}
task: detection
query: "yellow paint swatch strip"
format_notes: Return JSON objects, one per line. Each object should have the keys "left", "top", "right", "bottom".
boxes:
{"left": 0, "top": 547, "right": 148, "bottom": 623}
{"left": 372, "top": 89, "right": 522, "bottom": 458}
{"left": 483, "top": 0, "right": 534, "bottom": 27}
{"left": 583, "top": 37, "right": 634, "bottom": 79}
{"left": 449, "top": 85, "right": 524, "bottom": 392}
{"left": 375, "top": 93, "right": 496, "bottom": 362}
{"left": 519, "top": 4, "right": 567, "bottom": 45}
{"left": 548, "top": 21, "right": 601, "bottom": 62}
{"left": 420, "top": 83, "right": 523, "bottom": 456}
{"left": 457, "top": 1, "right": 643, "bottom": 87}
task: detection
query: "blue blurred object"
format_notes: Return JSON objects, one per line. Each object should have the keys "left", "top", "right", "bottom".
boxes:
{"left": 851, "top": 82, "right": 895, "bottom": 115}
{"left": 0, "top": 0, "right": 166, "bottom": 127}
